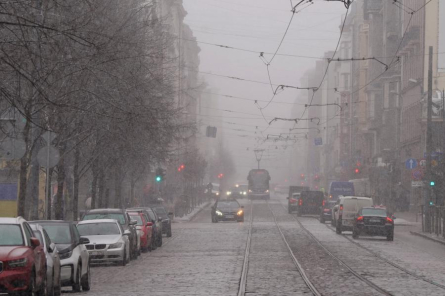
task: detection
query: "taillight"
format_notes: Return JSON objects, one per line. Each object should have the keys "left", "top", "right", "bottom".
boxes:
{"left": 299, "top": 199, "right": 303, "bottom": 206}
{"left": 386, "top": 217, "right": 393, "bottom": 223}
{"left": 322, "top": 200, "right": 326, "bottom": 206}
{"left": 339, "top": 205, "right": 343, "bottom": 211}
{"left": 356, "top": 216, "right": 363, "bottom": 221}
{"left": 323, "top": 209, "right": 330, "bottom": 212}
{"left": 289, "top": 198, "right": 297, "bottom": 204}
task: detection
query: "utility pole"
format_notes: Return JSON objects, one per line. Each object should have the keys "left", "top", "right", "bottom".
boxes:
{"left": 425, "top": 46, "right": 433, "bottom": 232}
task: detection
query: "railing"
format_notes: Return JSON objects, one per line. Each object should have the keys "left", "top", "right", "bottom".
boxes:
{"left": 421, "top": 205, "right": 445, "bottom": 238}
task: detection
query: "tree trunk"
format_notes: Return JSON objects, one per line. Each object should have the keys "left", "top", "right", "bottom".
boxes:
{"left": 98, "top": 169, "right": 105, "bottom": 208}
{"left": 46, "top": 168, "right": 54, "bottom": 219}
{"left": 17, "top": 157, "right": 28, "bottom": 218}
{"left": 114, "top": 167, "right": 122, "bottom": 208}
{"left": 54, "top": 151, "right": 65, "bottom": 220}
{"left": 73, "top": 146, "right": 80, "bottom": 219}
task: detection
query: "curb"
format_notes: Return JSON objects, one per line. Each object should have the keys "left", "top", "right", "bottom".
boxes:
{"left": 173, "top": 202, "right": 211, "bottom": 223}
{"left": 410, "top": 231, "right": 445, "bottom": 246}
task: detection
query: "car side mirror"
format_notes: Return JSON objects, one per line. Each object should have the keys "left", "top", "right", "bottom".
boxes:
{"left": 30, "top": 237, "right": 40, "bottom": 248}
{"left": 124, "top": 230, "right": 131, "bottom": 236}
{"left": 48, "top": 243, "right": 56, "bottom": 253}
{"left": 158, "top": 217, "right": 163, "bottom": 222}
{"left": 129, "top": 220, "right": 137, "bottom": 226}
{"left": 79, "top": 237, "right": 90, "bottom": 245}
{"left": 146, "top": 222, "right": 153, "bottom": 227}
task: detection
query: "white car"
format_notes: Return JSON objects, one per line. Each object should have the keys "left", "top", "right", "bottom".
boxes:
{"left": 332, "top": 196, "right": 373, "bottom": 234}
{"left": 77, "top": 219, "right": 130, "bottom": 266}
{"left": 32, "top": 221, "right": 91, "bottom": 292}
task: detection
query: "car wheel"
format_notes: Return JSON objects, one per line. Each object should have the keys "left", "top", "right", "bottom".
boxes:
{"left": 297, "top": 211, "right": 302, "bottom": 217}
{"left": 48, "top": 273, "right": 55, "bottom": 296}
{"left": 151, "top": 236, "right": 158, "bottom": 250}
{"left": 158, "top": 234, "right": 163, "bottom": 247}
{"left": 26, "top": 270, "right": 36, "bottom": 296}
{"left": 167, "top": 227, "right": 172, "bottom": 237}
{"left": 331, "top": 218, "right": 335, "bottom": 227}
{"left": 387, "top": 233, "right": 394, "bottom": 241}
{"left": 121, "top": 247, "right": 128, "bottom": 266}
{"left": 352, "top": 228, "right": 359, "bottom": 239}
{"left": 81, "top": 263, "right": 91, "bottom": 291}
{"left": 72, "top": 264, "right": 81, "bottom": 292}
{"left": 336, "top": 221, "right": 342, "bottom": 234}
{"left": 288, "top": 206, "right": 292, "bottom": 214}
{"left": 319, "top": 216, "right": 325, "bottom": 224}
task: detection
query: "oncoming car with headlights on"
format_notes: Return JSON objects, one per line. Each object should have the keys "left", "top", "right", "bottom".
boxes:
{"left": 211, "top": 200, "right": 244, "bottom": 223}
{"left": 77, "top": 219, "right": 130, "bottom": 266}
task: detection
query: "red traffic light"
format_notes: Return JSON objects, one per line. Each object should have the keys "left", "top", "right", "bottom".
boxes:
{"left": 354, "top": 168, "right": 360, "bottom": 174}
{"left": 218, "top": 173, "right": 224, "bottom": 179}
{"left": 178, "top": 164, "right": 185, "bottom": 172}
{"left": 300, "top": 174, "right": 305, "bottom": 179}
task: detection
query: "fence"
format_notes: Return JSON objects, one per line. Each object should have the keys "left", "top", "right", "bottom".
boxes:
{"left": 421, "top": 205, "right": 445, "bottom": 237}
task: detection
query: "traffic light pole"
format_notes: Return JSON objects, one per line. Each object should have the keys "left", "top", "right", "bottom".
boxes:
{"left": 425, "top": 46, "right": 433, "bottom": 233}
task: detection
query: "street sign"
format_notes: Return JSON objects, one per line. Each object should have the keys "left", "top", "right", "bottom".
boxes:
{"left": 411, "top": 181, "right": 424, "bottom": 187}
{"left": 314, "top": 138, "right": 323, "bottom": 146}
{"left": 405, "top": 158, "right": 417, "bottom": 169}
{"left": 37, "top": 145, "right": 60, "bottom": 168}
{"left": 0, "top": 138, "right": 26, "bottom": 160}
{"left": 424, "top": 151, "right": 443, "bottom": 158}
{"left": 431, "top": 159, "right": 438, "bottom": 167}
{"left": 412, "top": 169, "right": 424, "bottom": 181}
{"left": 419, "top": 159, "right": 426, "bottom": 167}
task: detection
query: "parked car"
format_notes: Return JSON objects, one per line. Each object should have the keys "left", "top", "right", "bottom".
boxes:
{"left": 0, "top": 217, "right": 47, "bottom": 296}
{"left": 77, "top": 219, "right": 131, "bottom": 266}
{"left": 127, "top": 212, "right": 153, "bottom": 252}
{"left": 211, "top": 199, "right": 244, "bottom": 222}
{"left": 332, "top": 196, "right": 373, "bottom": 234}
{"left": 287, "top": 192, "right": 300, "bottom": 214}
{"left": 32, "top": 220, "right": 91, "bottom": 292}
{"left": 82, "top": 208, "right": 139, "bottom": 260}
{"left": 319, "top": 200, "right": 336, "bottom": 223}
{"left": 151, "top": 206, "right": 172, "bottom": 237}
{"left": 31, "top": 223, "right": 62, "bottom": 296}
{"left": 352, "top": 207, "right": 395, "bottom": 241}
{"left": 128, "top": 208, "right": 162, "bottom": 249}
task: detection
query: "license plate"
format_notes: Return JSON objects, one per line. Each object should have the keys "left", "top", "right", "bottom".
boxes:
{"left": 91, "top": 251, "right": 103, "bottom": 256}
{"left": 226, "top": 215, "right": 234, "bottom": 219}
{"left": 369, "top": 219, "right": 380, "bottom": 223}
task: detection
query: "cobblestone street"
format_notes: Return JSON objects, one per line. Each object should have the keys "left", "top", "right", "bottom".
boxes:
{"left": 75, "top": 196, "right": 445, "bottom": 296}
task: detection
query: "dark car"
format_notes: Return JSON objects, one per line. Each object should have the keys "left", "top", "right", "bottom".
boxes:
{"left": 211, "top": 199, "right": 244, "bottom": 223}
{"left": 230, "top": 184, "right": 248, "bottom": 199}
{"left": 128, "top": 208, "right": 163, "bottom": 249}
{"left": 82, "top": 208, "right": 139, "bottom": 260}
{"left": 319, "top": 200, "right": 336, "bottom": 223}
{"left": 0, "top": 217, "right": 47, "bottom": 296}
{"left": 31, "top": 221, "right": 91, "bottom": 292}
{"left": 352, "top": 207, "right": 395, "bottom": 241}
{"left": 152, "top": 206, "right": 172, "bottom": 237}
{"left": 296, "top": 191, "right": 324, "bottom": 217}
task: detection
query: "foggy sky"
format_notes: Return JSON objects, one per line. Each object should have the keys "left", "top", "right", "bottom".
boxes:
{"left": 183, "top": 0, "right": 347, "bottom": 182}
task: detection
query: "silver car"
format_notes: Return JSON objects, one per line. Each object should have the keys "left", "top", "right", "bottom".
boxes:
{"left": 31, "top": 224, "right": 62, "bottom": 296}
{"left": 77, "top": 219, "right": 130, "bottom": 266}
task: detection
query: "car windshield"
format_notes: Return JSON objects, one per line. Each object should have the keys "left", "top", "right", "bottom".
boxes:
{"left": 153, "top": 207, "right": 168, "bottom": 218}
{"left": 83, "top": 213, "right": 126, "bottom": 225}
{"left": 129, "top": 215, "right": 143, "bottom": 226}
{"left": 362, "top": 208, "right": 387, "bottom": 217}
{"left": 0, "top": 224, "right": 24, "bottom": 246}
{"left": 77, "top": 222, "right": 121, "bottom": 235}
{"left": 40, "top": 224, "right": 72, "bottom": 244}
{"left": 325, "top": 201, "right": 336, "bottom": 209}
{"left": 217, "top": 201, "right": 240, "bottom": 208}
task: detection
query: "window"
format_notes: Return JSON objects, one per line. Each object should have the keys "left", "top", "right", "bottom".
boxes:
{"left": 77, "top": 222, "right": 121, "bottom": 235}
{"left": 41, "top": 224, "right": 72, "bottom": 244}
{"left": 0, "top": 224, "right": 24, "bottom": 246}
{"left": 439, "top": 1, "right": 445, "bottom": 72}
{"left": 23, "top": 223, "right": 34, "bottom": 246}
{"left": 83, "top": 213, "right": 126, "bottom": 225}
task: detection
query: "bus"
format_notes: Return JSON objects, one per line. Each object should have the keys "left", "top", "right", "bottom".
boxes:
{"left": 328, "top": 181, "right": 355, "bottom": 200}
{"left": 247, "top": 169, "right": 271, "bottom": 200}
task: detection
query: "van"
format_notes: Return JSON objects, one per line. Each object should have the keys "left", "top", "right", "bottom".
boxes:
{"left": 332, "top": 196, "right": 373, "bottom": 234}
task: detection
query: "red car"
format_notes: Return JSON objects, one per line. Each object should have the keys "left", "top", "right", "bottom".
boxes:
{"left": 128, "top": 212, "right": 154, "bottom": 252}
{"left": 0, "top": 217, "right": 47, "bottom": 296}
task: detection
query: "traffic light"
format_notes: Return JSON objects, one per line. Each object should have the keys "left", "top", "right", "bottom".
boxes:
{"left": 155, "top": 167, "right": 164, "bottom": 182}
{"left": 354, "top": 168, "right": 360, "bottom": 174}
{"left": 218, "top": 173, "right": 224, "bottom": 179}
{"left": 300, "top": 174, "right": 305, "bottom": 180}
{"left": 156, "top": 176, "right": 162, "bottom": 182}
{"left": 314, "top": 174, "right": 320, "bottom": 182}
{"left": 178, "top": 164, "right": 185, "bottom": 172}
{"left": 430, "top": 181, "right": 435, "bottom": 186}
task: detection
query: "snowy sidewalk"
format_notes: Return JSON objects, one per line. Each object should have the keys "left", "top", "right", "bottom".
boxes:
{"left": 173, "top": 201, "right": 211, "bottom": 222}
{"left": 393, "top": 211, "right": 422, "bottom": 227}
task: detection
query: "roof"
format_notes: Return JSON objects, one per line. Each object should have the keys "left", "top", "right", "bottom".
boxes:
{"left": 86, "top": 208, "right": 125, "bottom": 214}
{"left": 77, "top": 219, "right": 118, "bottom": 224}
{"left": 0, "top": 217, "right": 23, "bottom": 224}
{"left": 30, "top": 220, "right": 72, "bottom": 225}
{"left": 341, "top": 196, "right": 372, "bottom": 200}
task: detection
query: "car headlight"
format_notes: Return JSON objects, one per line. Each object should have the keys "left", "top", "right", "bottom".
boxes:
{"left": 226, "top": 191, "right": 232, "bottom": 196}
{"left": 266, "top": 190, "right": 269, "bottom": 193}
{"left": 243, "top": 192, "right": 247, "bottom": 195}
{"left": 237, "top": 210, "right": 243, "bottom": 216}
{"left": 109, "top": 242, "right": 123, "bottom": 249}
{"left": 8, "top": 258, "right": 27, "bottom": 268}
{"left": 216, "top": 192, "right": 220, "bottom": 196}
{"left": 248, "top": 190, "right": 252, "bottom": 193}
{"left": 215, "top": 210, "right": 223, "bottom": 216}
{"left": 59, "top": 250, "right": 73, "bottom": 260}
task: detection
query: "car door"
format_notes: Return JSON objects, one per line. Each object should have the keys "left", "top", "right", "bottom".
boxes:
{"left": 44, "top": 229, "right": 60, "bottom": 284}
{"left": 72, "top": 225, "right": 88, "bottom": 275}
